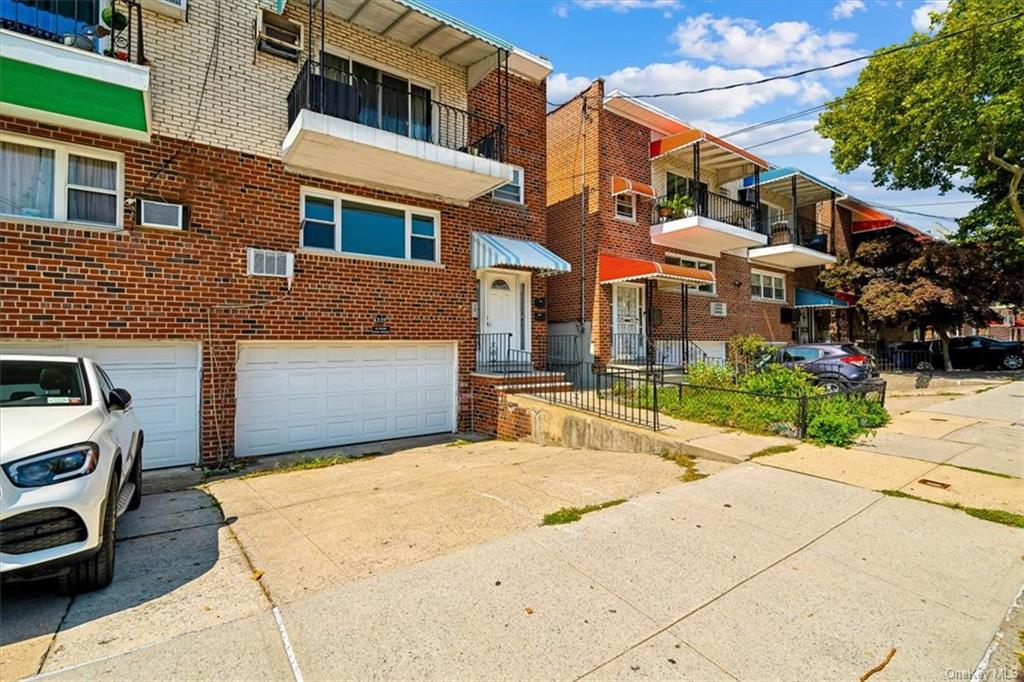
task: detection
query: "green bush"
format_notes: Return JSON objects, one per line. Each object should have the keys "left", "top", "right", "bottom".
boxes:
{"left": 686, "top": 362, "right": 736, "bottom": 388}
{"left": 805, "top": 395, "right": 890, "bottom": 446}
{"left": 737, "top": 364, "right": 821, "bottom": 397}
{"left": 726, "top": 334, "right": 774, "bottom": 371}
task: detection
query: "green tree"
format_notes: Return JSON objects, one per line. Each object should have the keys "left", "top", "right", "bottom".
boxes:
{"left": 819, "top": 232, "right": 1018, "bottom": 369}
{"left": 817, "top": 0, "right": 1024, "bottom": 235}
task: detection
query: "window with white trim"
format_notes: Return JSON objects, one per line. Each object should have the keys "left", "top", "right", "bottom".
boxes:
{"left": 300, "top": 190, "right": 439, "bottom": 263}
{"left": 492, "top": 166, "right": 523, "bottom": 203}
{"left": 751, "top": 270, "right": 786, "bottom": 302}
{"left": 666, "top": 254, "right": 715, "bottom": 294}
{"left": 0, "top": 137, "right": 122, "bottom": 227}
{"left": 614, "top": 192, "right": 635, "bottom": 221}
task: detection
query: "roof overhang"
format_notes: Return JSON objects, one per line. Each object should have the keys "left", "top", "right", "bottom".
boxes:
{"left": 748, "top": 244, "right": 837, "bottom": 270}
{"left": 471, "top": 232, "right": 571, "bottom": 276}
{"left": 603, "top": 91, "right": 690, "bottom": 136}
{"left": 611, "top": 176, "right": 657, "bottom": 200}
{"left": 650, "top": 129, "right": 769, "bottom": 183}
{"left": 305, "top": 0, "right": 515, "bottom": 69}
{"left": 599, "top": 253, "right": 715, "bottom": 286}
{"left": 742, "top": 167, "right": 841, "bottom": 207}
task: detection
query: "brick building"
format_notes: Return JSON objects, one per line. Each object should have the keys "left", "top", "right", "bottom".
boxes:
{"left": 0, "top": 0, "right": 562, "bottom": 467}
{"left": 545, "top": 81, "right": 841, "bottom": 367}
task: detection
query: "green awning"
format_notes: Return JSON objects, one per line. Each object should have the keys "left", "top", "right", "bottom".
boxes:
{"left": 794, "top": 288, "right": 849, "bottom": 309}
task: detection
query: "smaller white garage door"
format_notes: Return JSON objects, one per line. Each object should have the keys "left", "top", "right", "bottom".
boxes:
{"left": 235, "top": 342, "right": 457, "bottom": 457}
{"left": 0, "top": 341, "right": 200, "bottom": 469}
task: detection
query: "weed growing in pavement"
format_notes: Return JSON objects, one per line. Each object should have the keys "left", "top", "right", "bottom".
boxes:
{"left": 880, "top": 489, "right": 1024, "bottom": 528}
{"left": 749, "top": 445, "right": 798, "bottom": 459}
{"left": 541, "top": 499, "right": 627, "bottom": 526}
{"left": 241, "top": 453, "right": 369, "bottom": 479}
{"left": 658, "top": 452, "right": 708, "bottom": 482}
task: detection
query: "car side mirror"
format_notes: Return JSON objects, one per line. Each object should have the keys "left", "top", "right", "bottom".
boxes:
{"left": 108, "top": 388, "right": 133, "bottom": 410}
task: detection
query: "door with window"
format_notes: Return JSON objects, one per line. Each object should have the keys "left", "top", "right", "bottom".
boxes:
{"left": 612, "top": 284, "right": 645, "bottom": 360}
{"left": 481, "top": 272, "right": 528, "bottom": 366}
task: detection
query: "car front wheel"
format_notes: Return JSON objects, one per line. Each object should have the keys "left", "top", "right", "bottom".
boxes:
{"left": 58, "top": 476, "right": 117, "bottom": 595}
{"left": 1002, "top": 354, "right": 1023, "bottom": 370}
{"left": 816, "top": 376, "right": 849, "bottom": 394}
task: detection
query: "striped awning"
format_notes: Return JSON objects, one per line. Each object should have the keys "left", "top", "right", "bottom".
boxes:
{"left": 599, "top": 254, "right": 715, "bottom": 286}
{"left": 611, "top": 176, "right": 657, "bottom": 199}
{"left": 795, "top": 288, "right": 850, "bottom": 309}
{"left": 471, "top": 232, "right": 571, "bottom": 276}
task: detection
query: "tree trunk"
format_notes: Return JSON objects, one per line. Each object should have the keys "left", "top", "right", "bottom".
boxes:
{"left": 937, "top": 328, "right": 953, "bottom": 371}
{"left": 987, "top": 151, "right": 1024, "bottom": 235}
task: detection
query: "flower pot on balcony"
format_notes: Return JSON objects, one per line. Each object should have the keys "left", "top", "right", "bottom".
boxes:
{"left": 657, "top": 206, "right": 672, "bottom": 218}
{"left": 101, "top": 7, "right": 129, "bottom": 32}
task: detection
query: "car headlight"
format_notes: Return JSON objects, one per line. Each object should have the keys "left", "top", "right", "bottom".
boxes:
{"left": 3, "top": 443, "right": 99, "bottom": 488}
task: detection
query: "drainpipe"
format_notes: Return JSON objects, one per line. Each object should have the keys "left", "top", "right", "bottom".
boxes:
{"left": 790, "top": 175, "right": 798, "bottom": 245}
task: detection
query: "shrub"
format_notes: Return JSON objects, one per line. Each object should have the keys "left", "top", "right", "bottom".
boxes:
{"left": 686, "top": 361, "right": 736, "bottom": 388}
{"left": 738, "top": 364, "right": 821, "bottom": 397}
{"left": 726, "top": 334, "right": 774, "bottom": 371}
{"left": 805, "top": 395, "right": 890, "bottom": 446}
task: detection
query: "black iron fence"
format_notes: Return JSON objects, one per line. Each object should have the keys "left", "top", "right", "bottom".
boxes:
{"left": 870, "top": 348, "right": 936, "bottom": 373}
{"left": 609, "top": 333, "right": 723, "bottom": 370}
{"left": 1, "top": 0, "right": 146, "bottom": 63}
{"left": 766, "top": 215, "right": 830, "bottom": 253}
{"left": 653, "top": 191, "right": 763, "bottom": 234}
{"left": 288, "top": 59, "right": 506, "bottom": 162}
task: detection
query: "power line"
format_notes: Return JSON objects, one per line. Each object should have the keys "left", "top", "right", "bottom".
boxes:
{"left": 548, "top": 10, "right": 1024, "bottom": 107}
{"left": 720, "top": 104, "right": 827, "bottom": 139}
{"left": 743, "top": 127, "right": 817, "bottom": 150}
{"left": 874, "top": 199, "right": 982, "bottom": 208}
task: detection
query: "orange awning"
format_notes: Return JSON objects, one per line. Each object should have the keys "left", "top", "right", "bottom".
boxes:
{"left": 611, "top": 176, "right": 657, "bottom": 199}
{"left": 599, "top": 254, "right": 715, "bottom": 286}
{"left": 649, "top": 129, "right": 769, "bottom": 171}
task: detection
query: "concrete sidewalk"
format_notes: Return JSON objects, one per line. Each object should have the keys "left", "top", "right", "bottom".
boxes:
{"left": 35, "top": 464, "right": 1023, "bottom": 681}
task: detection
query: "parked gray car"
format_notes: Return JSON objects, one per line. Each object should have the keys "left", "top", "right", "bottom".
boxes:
{"left": 763, "top": 343, "right": 880, "bottom": 393}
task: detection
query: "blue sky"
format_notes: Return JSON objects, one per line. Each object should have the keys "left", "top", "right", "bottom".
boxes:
{"left": 433, "top": 0, "right": 972, "bottom": 234}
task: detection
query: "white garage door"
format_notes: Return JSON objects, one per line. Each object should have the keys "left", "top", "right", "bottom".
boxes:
{"left": 235, "top": 342, "right": 457, "bottom": 457}
{"left": 0, "top": 341, "right": 200, "bottom": 469}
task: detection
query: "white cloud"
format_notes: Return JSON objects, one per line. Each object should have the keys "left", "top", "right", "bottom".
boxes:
{"left": 548, "top": 61, "right": 803, "bottom": 121}
{"left": 911, "top": 0, "right": 949, "bottom": 32}
{"left": 720, "top": 118, "right": 832, "bottom": 157}
{"left": 574, "top": 0, "right": 682, "bottom": 11}
{"left": 671, "top": 14, "right": 860, "bottom": 76}
{"left": 832, "top": 0, "right": 865, "bottom": 19}
{"left": 553, "top": 2, "right": 570, "bottom": 18}
{"left": 796, "top": 80, "right": 832, "bottom": 105}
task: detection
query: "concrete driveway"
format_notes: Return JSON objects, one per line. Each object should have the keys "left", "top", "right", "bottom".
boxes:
{"left": 2, "top": 433, "right": 1021, "bottom": 680}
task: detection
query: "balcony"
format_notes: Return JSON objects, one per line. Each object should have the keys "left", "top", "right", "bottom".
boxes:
{"left": 650, "top": 190, "right": 767, "bottom": 256}
{"left": 748, "top": 214, "right": 837, "bottom": 269}
{"left": 0, "top": 0, "right": 150, "bottom": 140}
{"left": 282, "top": 59, "right": 515, "bottom": 204}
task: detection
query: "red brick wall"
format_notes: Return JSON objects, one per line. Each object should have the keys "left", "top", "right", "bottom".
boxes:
{"left": 545, "top": 88, "right": 805, "bottom": 360}
{"left": 0, "top": 73, "right": 548, "bottom": 463}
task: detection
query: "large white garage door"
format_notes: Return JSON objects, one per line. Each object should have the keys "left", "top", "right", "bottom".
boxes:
{"left": 0, "top": 341, "right": 200, "bottom": 469}
{"left": 235, "top": 342, "right": 457, "bottom": 457}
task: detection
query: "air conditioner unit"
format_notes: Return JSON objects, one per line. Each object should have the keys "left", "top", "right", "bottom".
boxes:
{"left": 142, "top": 0, "right": 187, "bottom": 20}
{"left": 710, "top": 302, "right": 727, "bottom": 317}
{"left": 247, "top": 248, "right": 294, "bottom": 278}
{"left": 255, "top": 9, "right": 302, "bottom": 61}
{"left": 138, "top": 199, "right": 185, "bottom": 230}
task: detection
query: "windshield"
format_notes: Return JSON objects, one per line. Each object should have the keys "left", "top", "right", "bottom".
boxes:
{"left": 0, "top": 360, "right": 88, "bottom": 407}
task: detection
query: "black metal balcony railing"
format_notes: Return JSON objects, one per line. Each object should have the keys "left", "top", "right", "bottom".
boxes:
{"left": 766, "top": 215, "right": 831, "bottom": 253}
{"left": 475, "top": 333, "right": 533, "bottom": 373}
{"left": 610, "top": 334, "right": 723, "bottom": 370}
{"left": 653, "top": 190, "right": 763, "bottom": 234}
{"left": 288, "top": 59, "right": 506, "bottom": 162}
{"left": 1, "top": 0, "right": 146, "bottom": 64}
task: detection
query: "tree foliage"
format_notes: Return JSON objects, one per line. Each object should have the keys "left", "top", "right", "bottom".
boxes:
{"left": 817, "top": 0, "right": 1024, "bottom": 235}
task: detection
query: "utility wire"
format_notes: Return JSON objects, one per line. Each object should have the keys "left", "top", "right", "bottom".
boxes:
{"left": 720, "top": 104, "right": 827, "bottom": 139}
{"left": 743, "top": 127, "right": 817, "bottom": 150}
{"left": 547, "top": 9, "right": 1024, "bottom": 106}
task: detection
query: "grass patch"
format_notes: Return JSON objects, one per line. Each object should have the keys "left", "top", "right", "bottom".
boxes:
{"left": 946, "top": 464, "right": 1014, "bottom": 479}
{"left": 749, "top": 444, "right": 798, "bottom": 459}
{"left": 541, "top": 499, "right": 626, "bottom": 526}
{"left": 1017, "top": 631, "right": 1024, "bottom": 668}
{"left": 880, "top": 489, "right": 1024, "bottom": 528}
{"left": 658, "top": 452, "right": 708, "bottom": 483}
{"left": 242, "top": 454, "right": 367, "bottom": 480}
{"left": 446, "top": 439, "right": 475, "bottom": 448}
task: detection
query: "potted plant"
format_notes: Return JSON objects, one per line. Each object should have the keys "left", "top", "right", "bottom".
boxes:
{"left": 101, "top": 6, "right": 129, "bottom": 32}
{"left": 657, "top": 194, "right": 695, "bottom": 219}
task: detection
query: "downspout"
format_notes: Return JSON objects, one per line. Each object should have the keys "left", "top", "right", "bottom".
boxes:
{"left": 578, "top": 96, "right": 589, "bottom": 336}
{"left": 790, "top": 174, "right": 798, "bottom": 245}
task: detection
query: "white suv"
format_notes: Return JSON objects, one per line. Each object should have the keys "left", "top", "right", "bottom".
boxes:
{"left": 1, "top": 355, "right": 143, "bottom": 593}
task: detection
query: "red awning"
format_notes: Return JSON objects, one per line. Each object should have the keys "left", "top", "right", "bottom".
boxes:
{"left": 649, "top": 128, "right": 769, "bottom": 171}
{"left": 834, "top": 291, "right": 857, "bottom": 305}
{"left": 611, "top": 176, "right": 657, "bottom": 199}
{"left": 599, "top": 254, "right": 715, "bottom": 286}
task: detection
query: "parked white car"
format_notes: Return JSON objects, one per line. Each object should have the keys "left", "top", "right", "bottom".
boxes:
{"left": 1, "top": 355, "right": 143, "bottom": 593}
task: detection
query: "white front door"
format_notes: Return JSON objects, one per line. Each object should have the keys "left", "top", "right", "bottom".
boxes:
{"left": 482, "top": 272, "right": 525, "bottom": 351}
{"left": 612, "top": 284, "right": 645, "bottom": 359}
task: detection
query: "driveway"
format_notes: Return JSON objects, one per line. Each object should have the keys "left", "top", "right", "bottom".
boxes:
{"left": 2, "top": 425, "right": 1021, "bottom": 680}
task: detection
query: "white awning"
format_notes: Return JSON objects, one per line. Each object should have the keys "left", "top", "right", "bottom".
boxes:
{"left": 471, "top": 232, "right": 571, "bottom": 276}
